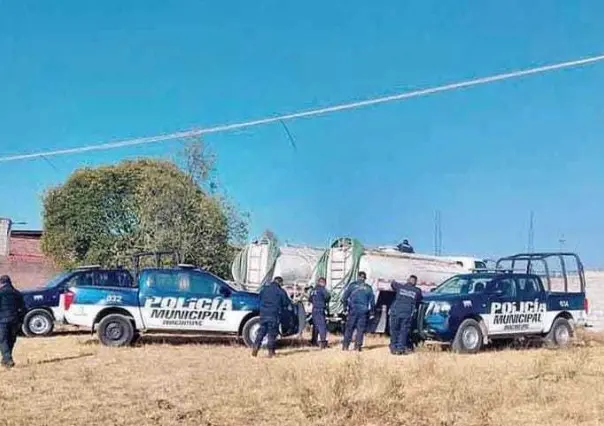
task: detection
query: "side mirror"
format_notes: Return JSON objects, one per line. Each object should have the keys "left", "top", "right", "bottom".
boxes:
{"left": 219, "top": 287, "right": 231, "bottom": 298}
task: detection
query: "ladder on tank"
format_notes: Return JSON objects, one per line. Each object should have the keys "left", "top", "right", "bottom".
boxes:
{"left": 247, "top": 250, "right": 264, "bottom": 287}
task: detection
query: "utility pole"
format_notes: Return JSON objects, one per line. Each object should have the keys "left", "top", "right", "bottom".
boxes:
{"left": 559, "top": 235, "right": 566, "bottom": 251}
{"left": 527, "top": 211, "right": 534, "bottom": 253}
{"left": 434, "top": 210, "right": 442, "bottom": 256}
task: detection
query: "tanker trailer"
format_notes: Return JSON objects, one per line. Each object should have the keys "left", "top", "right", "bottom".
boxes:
{"left": 310, "top": 237, "right": 475, "bottom": 333}
{"left": 231, "top": 236, "right": 323, "bottom": 297}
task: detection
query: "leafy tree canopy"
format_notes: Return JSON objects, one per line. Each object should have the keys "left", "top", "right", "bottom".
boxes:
{"left": 41, "top": 141, "right": 248, "bottom": 278}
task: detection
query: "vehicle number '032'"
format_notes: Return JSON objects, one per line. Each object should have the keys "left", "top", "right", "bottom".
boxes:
{"left": 106, "top": 295, "right": 122, "bottom": 303}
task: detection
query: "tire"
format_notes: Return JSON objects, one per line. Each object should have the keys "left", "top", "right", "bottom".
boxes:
{"left": 97, "top": 314, "right": 135, "bottom": 347}
{"left": 22, "top": 310, "right": 55, "bottom": 337}
{"left": 242, "top": 316, "right": 262, "bottom": 348}
{"left": 545, "top": 317, "right": 573, "bottom": 348}
{"left": 452, "top": 319, "right": 483, "bottom": 354}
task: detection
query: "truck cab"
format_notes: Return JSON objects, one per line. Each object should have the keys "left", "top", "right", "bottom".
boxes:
{"left": 418, "top": 252, "right": 588, "bottom": 353}
{"left": 20, "top": 266, "right": 133, "bottom": 337}
{"left": 64, "top": 265, "right": 306, "bottom": 347}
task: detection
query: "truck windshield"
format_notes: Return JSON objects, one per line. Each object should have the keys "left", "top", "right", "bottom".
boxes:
{"left": 432, "top": 276, "right": 493, "bottom": 295}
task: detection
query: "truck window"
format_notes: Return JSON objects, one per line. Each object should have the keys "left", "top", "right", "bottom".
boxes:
{"left": 189, "top": 272, "right": 221, "bottom": 295}
{"left": 486, "top": 278, "right": 515, "bottom": 297}
{"left": 96, "top": 270, "right": 134, "bottom": 288}
{"left": 432, "top": 276, "right": 493, "bottom": 295}
{"left": 142, "top": 271, "right": 181, "bottom": 292}
{"left": 516, "top": 277, "right": 541, "bottom": 297}
{"left": 67, "top": 271, "right": 95, "bottom": 287}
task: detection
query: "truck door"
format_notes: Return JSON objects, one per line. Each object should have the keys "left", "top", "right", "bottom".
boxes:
{"left": 187, "top": 271, "right": 249, "bottom": 333}
{"left": 484, "top": 277, "right": 517, "bottom": 335}
{"left": 139, "top": 270, "right": 191, "bottom": 331}
{"left": 514, "top": 276, "right": 546, "bottom": 333}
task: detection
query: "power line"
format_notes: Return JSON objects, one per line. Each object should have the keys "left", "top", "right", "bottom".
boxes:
{"left": 1, "top": 53, "right": 604, "bottom": 163}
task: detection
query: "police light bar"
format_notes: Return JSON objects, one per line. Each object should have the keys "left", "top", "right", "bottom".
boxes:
{"left": 75, "top": 265, "right": 101, "bottom": 270}
{"left": 177, "top": 264, "right": 196, "bottom": 269}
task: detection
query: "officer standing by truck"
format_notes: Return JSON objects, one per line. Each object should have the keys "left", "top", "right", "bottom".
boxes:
{"left": 309, "top": 277, "right": 330, "bottom": 349}
{"left": 252, "top": 276, "right": 290, "bottom": 358}
{"left": 0, "top": 275, "right": 24, "bottom": 368}
{"left": 342, "top": 271, "right": 375, "bottom": 352}
{"left": 389, "top": 274, "right": 422, "bottom": 355}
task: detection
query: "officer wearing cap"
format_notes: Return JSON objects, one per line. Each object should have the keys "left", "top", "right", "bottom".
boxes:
{"left": 309, "top": 277, "right": 330, "bottom": 349}
{"left": 397, "top": 239, "right": 415, "bottom": 254}
{"left": 0, "top": 275, "right": 24, "bottom": 368}
{"left": 389, "top": 274, "right": 422, "bottom": 355}
{"left": 341, "top": 271, "right": 375, "bottom": 352}
{"left": 252, "top": 276, "right": 290, "bottom": 358}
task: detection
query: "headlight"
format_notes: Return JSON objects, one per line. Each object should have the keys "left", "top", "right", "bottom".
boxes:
{"left": 427, "top": 301, "right": 451, "bottom": 316}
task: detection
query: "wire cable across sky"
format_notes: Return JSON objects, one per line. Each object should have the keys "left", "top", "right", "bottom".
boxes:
{"left": 1, "top": 53, "right": 603, "bottom": 163}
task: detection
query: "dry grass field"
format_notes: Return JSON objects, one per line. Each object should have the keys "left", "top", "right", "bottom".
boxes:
{"left": 2, "top": 330, "right": 604, "bottom": 426}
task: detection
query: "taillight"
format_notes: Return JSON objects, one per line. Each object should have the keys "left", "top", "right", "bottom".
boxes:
{"left": 64, "top": 291, "right": 75, "bottom": 311}
{"left": 584, "top": 298, "right": 589, "bottom": 313}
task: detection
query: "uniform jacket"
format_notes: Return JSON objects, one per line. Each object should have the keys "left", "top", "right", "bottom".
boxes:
{"left": 258, "top": 281, "right": 290, "bottom": 318}
{"left": 390, "top": 281, "right": 422, "bottom": 316}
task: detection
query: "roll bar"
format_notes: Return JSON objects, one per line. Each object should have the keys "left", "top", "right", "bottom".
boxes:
{"left": 495, "top": 252, "right": 585, "bottom": 292}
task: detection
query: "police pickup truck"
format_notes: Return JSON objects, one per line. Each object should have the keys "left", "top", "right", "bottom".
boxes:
{"left": 20, "top": 266, "right": 134, "bottom": 337}
{"left": 418, "top": 253, "right": 588, "bottom": 353}
{"left": 63, "top": 265, "right": 306, "bottom": 347}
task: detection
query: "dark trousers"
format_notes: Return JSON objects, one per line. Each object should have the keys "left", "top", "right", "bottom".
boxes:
{"left": 311, "top": 310, "right": 328, "bottom": 344}
{"left": 343, "top": 311, "right": 368, "bottom": 349}
{"left": 389, "top": 313, "right": 413, "bottom": 352}
{"left": 254, "top": 317, "right": 279, "bottom": 351}
{"left": 0, "top": 322, "right": 19, "bottom": 364}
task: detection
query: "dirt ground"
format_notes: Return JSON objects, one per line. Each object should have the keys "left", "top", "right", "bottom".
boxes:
{"left": 2, "top": 330, "right": 604, "bottom": 426}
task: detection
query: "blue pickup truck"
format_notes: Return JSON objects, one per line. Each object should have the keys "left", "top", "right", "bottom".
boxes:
{"left": 20, "top": 266, "right": 134, "bottom": 337}
{"left": 418, "top": 253, "right": 588, "bottom": 353}
{"left": 63, "top": 265, "right": 306, "bottom": 347}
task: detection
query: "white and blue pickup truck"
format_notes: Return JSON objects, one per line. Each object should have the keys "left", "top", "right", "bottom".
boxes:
{"left": 64, "top": 265, "right": 306, "bottom": 347}
{"left": 418, "top": 252, "right": 589, "bottom": 353}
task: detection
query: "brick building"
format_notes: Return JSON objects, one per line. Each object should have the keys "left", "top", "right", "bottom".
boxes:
{"left": 0, "top": 218, "right": 58, "bottom": 289}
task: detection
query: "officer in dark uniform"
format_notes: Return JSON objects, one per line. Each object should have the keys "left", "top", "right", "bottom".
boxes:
{"left": 342, "top": 271, "right": 375, "bottom": 352}
{"left": 396, "top": 239, "right": 415, "bottom": 253}
{"left": 0, "top": 275, "right": 24, "bottom": 368}
{"left": 389, "top": 274, "right": 422, "bottom": 355}
{"left": 252, "top": 276, "right": 290, "bottom": 358}
{"left": 309, "top": 277, "right": 330, "bottom": 349}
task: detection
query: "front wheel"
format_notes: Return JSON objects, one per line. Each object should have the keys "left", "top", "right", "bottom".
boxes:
{"left": 97, "top": 314, "right": 135, "bottom": 347}
{"left": 545, "top": 317, "right": 573, "bottom": 348}
{"left": 452, "top": 319, "right": 483, "bottom": 354}
{"left": 242, "top": 317, "right": 263, "bottom": 348}
{"left": 22, "top": 310, "right": 55, "bottom": 337}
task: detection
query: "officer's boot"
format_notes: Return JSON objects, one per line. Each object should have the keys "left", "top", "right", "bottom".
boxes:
{"left": 251, "top": 346, "right": 259, "bottom": 357}
{"left": 267, "top": 349, "right": 276, "bottom": 358}
{"left": 320, "top": 341, "right": 328, "bottom": 350}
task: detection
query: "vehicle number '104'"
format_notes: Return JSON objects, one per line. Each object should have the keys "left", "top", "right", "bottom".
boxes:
{"left": 106, "top": 295, "right": 122, "bottom": 303}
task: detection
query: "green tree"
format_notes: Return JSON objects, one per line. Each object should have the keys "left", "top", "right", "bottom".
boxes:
{"left": 41, "top": 144, "right": 248, "bottom": 278}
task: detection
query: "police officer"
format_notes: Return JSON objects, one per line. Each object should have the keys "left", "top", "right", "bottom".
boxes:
{"left": 309, "top": 277, "right": 330, "bottom": 349}
{"left": 0, "top": 275, "right": 24, "bottom": 368}
{"left": 342, "top": 271, "right": 375, "bottom": 352}
{"left": 252, "top": 276, "right": 290, "bottom": 358}
{"left": 396, "top": 239, "right": 415, "bottom": 254}
{"left": 389, "top": 274, "right": 422, "bottom": 355}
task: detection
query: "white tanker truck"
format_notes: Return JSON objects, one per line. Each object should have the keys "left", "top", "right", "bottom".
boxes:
{"left": 309, "top": 237, "right": 485, "bottom": 333}
{"left": 231, "top": 236, "right": 323, "bottom": 297}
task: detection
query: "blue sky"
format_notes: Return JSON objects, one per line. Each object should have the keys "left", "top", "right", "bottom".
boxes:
{"left": 1, "top": 1, "right": 603, "bottom": 265}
